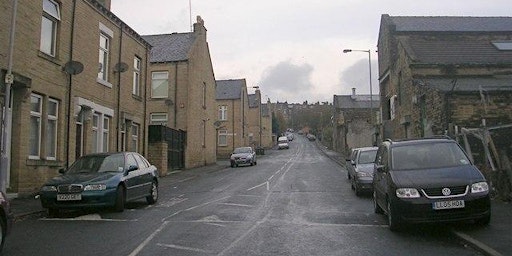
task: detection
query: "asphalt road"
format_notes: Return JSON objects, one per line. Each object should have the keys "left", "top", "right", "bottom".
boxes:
{"left": 3, "top": 135, "right": 482, "bottom": 255}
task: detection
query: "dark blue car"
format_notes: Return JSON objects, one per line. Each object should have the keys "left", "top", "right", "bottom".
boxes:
{"left": 39, "top": 152, "right": 159, "bottom": 217}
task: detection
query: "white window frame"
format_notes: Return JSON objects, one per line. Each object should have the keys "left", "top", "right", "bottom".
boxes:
{"left": 133, "top": 56, "right": 141, "bottom": 96}
{"left": 150, "top": 113, "right": 168, "bottom": 126}
{"left": 102, "top": 116, "right": 109, "bottom": 152}
{"left": 219, "top": 105, "right": 227, "bottom": 121}
{"left": 151, "top": 72, "right": 169, "bottom": 98}
{"left": 131, "top": 123, "right": 139, "bottom": 152}
{"left": 98, "top": 33, "right": 110, "bottom": 82}
{"left": 29, "top": 94, "right": 43, "bottom": 159}
{"left": 40, "top": 0, "right": 60, "bottom": 56}
{"left": 218, "top": 129, "right": 228, "bottom": 146}
{"left": 92, "top": 114, "right": 99, "bottom": 153}
{"left": 46, "top": 99, "right": 58, "bottom": 160}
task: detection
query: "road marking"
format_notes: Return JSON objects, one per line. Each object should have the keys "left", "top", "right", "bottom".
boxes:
{"left": 41, "top": 213, "right": 137, "bottom": 222}
{"left": 156, "top": 243, "right": 212, "bottom": 254}
{"left": 246, "top": 181, "right": 268, "bottom": 191}
{"left": 218, "top": 202, "right": 254, "bottom": 208}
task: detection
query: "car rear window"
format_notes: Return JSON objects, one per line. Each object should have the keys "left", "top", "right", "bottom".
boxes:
{"left": 358, "top": 150, "right": 377, "bottom": 164}
{"left": 391, "top": 142, "right": 470, "bottom": 170}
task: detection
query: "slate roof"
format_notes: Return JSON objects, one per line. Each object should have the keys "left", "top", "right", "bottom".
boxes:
{"left": 333, "top": 95, "right": 381, "bottom": 109}
{"left": 248, "top": 94, "right": 260, "bottom": 108}
{"left": 402, "top": 37, "right": 512, "bottom": 65}
{"left": 216, "top": 79, "right": 246, "bottom": 100}
{"left": 142, "top": 33, "right": 196, "bottom": 63}
{"left": 418, "top": 77, "right": 512, "bottom": 92}
{"left": 389, "top": 16, "right": 512, "bottom": 32}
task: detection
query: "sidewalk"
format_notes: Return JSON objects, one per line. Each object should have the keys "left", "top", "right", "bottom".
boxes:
{"left": 315, "top": 141, "right": 512, "bottom": 256}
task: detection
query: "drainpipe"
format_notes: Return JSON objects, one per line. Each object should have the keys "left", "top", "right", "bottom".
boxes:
{"left": 65, "top": 0, "right": 77, "bottom": 168}
{"left": 174, "top": 63, "right": 178, "bottom": 128}
{"left": 1, "top": 0, "right": 18, "bottom": 193}
{"left": 116, "top": 24, "right": 124, "bottom": 150}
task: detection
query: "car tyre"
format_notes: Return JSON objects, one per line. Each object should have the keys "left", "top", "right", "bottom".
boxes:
{"left": 373, "top": 191, "right": 384, "bottom": 214}
{"left": 0, "top": 215, "right": 6, "bottom": 252}
{"left": 146, "top": 180, "right": 158, "bottom": 205}
{"left": 354, "top": 184, "right": 361, "bottom": 197}
{"left": 475, "top": 213, "right": 491, "bottom": 226}
{"left": 48, "top": 208, "right": 60, "bottom": 218}
{"left": 114, "top": 186, "right": 125, "bottom": 212}
{"left": 387, "top": 199, "right": 402, "bottom": 231}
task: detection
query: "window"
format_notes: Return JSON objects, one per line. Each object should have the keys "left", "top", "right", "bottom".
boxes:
{"left": 29, "top": 95, "right": 43, "bottom": 159}
{"left": 92, "top": 114, "right": 99, "bottom": 152}
{"left": 102, "top": 116, "right": 109, "bottom": 152}
{"left": 46, "top": 99, "right": 58, "bottom": 160}
{"left": 150, "top": 113, "right": 168, "bottom": 125}
{"left": 40, "top": 0, "right": 60, "bottom": 56}
{"left": 151, "top": 72, "right": 168, "bottom": 98}
{"left": 133, "top": 57, "right": 141, "bottom": 96}
{"left": 131, "top": 123, "right": 139, "bottom": 152}
{"left": 218, "top": 130, "right": 227, "bottom": 146}
{"left": 219, "top": 105, "right": 227, "bottom": 121}
{"left": 98, "top": 33, "right": 110, "bottom": 81}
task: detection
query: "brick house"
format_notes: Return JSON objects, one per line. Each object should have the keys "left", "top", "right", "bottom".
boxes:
{"left": 247, "top": 88, "right": 273, "bottom": 149}
{"left": 260, "top": 102, "right": 274, "bottom": 149}
{"left": 0, "top": 0, "right": 151, "bottom": 195}
{"left": 142, "top": 16, "right": 217, "bottom": 172}
{"left": 377, "top": 15, "right": 512, "bottom": 166}
{"left": 333, "top": 89, "right": 381, "bottom": 156}
{"left": 215, "top": 79, "right": 250, "bottom": 158}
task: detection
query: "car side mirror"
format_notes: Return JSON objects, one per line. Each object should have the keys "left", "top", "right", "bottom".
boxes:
{"left": 351, "top": 160, "right": 356, "bottom": 166}
{"left": 376, "top": 165, "right": 385, "bottom": 173}
{"left": 127, "top": 165, "right": 139, "bottom": 173}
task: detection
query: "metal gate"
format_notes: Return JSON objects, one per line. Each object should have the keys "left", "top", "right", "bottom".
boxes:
{"left": 148, "top": 125, "right": 186, "bottom": 170}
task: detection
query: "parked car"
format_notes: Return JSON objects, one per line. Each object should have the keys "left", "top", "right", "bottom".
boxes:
{"left": 230, "top": 147, "right": 257, "bottom": 167}
{"left": 345, "top": 148, "right": 359, "bottom": 180}
{"left": 349, "top": 147, "right": 378, "bottom": 196}
{"left": 277, "top": 136, "right": 290, "bottom": 149}
{"left": 373, "top": 137, "right": 491, "bottom": 231}
{"left": 0, "top": 191, "right": 13, "bottom": 253}
{"left": 306, "top": 134, "right": 316, "bottom": 141}
{"left": 39, "top": 152, "right": 159, "bottom": 217}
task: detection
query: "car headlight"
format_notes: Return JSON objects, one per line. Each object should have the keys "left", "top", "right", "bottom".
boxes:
{"left": 356, "top": 172, "right": 372, "bottom": 178}
{"left": 396, "top": 188, "right": 420, "bottom": 198}
{"left": 471, "top": 182, "right": 489, "bottom": 194}
{"left": 84, "top": 184, "right": 107, "bottom": 191}
{"left": 40, "top": 185, "right": 57, "bottom": 192}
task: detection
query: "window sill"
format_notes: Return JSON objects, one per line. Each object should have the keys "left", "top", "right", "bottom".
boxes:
{"left": 96, "top": 78, "right": 113, "bottom": 88}
{"left": 26, "top": 158, "right": 64, "bottom": 168}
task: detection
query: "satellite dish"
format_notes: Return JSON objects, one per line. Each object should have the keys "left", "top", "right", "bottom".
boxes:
{"left": 114, "top": 62, "right": 129, "bottom": 73}
{"left": 63, "top": 61, "right": 84, "bottom": 75}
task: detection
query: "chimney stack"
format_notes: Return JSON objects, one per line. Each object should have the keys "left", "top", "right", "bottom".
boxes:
{"left": 352, "top": 88, "right": 356, "bottom": 96}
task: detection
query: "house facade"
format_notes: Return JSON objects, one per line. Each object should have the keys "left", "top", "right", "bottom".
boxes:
{"left": 377, "top": 15, "right": 512, "bottom": 167}
{"left": 0, "top": 0, "right": 150, "bottom": 195}
{"left": 333, "top": 89, "right": 381, "bottom": 156}
{"left": 143, "top": 16, "right": 217, "bottom": 172}
{"left": 215, "top": 79, "right": 250, "bottom": 158}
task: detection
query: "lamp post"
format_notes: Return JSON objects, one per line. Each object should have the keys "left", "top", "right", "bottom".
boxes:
{"left": 343, "top": 49, "right": 374, "bottom": 143}
{"left": 343, "top": 49, "right": 373, "bottom": 118}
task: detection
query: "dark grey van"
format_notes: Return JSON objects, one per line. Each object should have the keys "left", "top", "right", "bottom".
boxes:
{"left": 372, "top": 137, "right": 491, "bottom": 231}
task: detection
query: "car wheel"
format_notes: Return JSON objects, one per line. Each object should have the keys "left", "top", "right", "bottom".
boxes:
{"left": 347, "top": 172, "right": 351, "bottom": 180}
{"left": 354, "top": 184, "right": 361, "bottom": 197}
{"left": 475, "top": 213, "right": 491, "bottom": 226}
{"left": 373, "top": 191, "right": 384, "bottom": 214}
{"left": 48, "top": 208, "right": 60, "bottom": 218}
{"left": 146, "top": 180, "right": 158, "bottom": 205}
{"left": 0, "top": 216, "right": 6, "bottom": 251}
{"left": 230, "top": 162, "right": 235, "bottom": 168}
{"left": 387, "top": 199, "right": 402, "bottom": 231}
{"left": 114, "top": 186, "right": 125, "bottom": 212}
{"left": 254, "top": 161, "right": 257, "bottom": 165}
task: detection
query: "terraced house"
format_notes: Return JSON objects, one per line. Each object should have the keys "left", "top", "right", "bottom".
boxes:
{"left": 215, "top": 79, "right": 250, "bottom": 158}
{"left": 0, "top": 0, "right": 151, "bottom": 195}
{"left": 377, "top": 15, "right": 512, "bottom": 174}
{"left": 143, "top": 16, "right": 217, "bottom": 174}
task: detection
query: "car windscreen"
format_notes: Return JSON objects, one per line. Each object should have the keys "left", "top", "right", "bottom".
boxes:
{"left": 391, "top": 142, "right": 471, "bottom": 170}
{"left": 67, "top": 154, "right": 125, "bottom": 174}
{"left": 234, "top": 148, "right": 251, "bottom": 154}
{"left": 357, "top": 150, "right": 377, "bottom": 164}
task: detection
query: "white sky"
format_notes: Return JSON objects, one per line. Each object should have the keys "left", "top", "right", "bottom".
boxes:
{"left": 111, "top": 0, "right": 511, "bottom": 103}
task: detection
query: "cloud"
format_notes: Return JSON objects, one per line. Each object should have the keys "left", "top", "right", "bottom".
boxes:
{"left": 258, "top": 61, "right": 314, "bottom": 103}
{"left": 339, "top": 58, "right": 379, "bottom": 95}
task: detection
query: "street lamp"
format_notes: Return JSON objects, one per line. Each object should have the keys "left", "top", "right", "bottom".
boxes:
{"left": 342, "top": 49, "right": 374, "bottom": 125}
